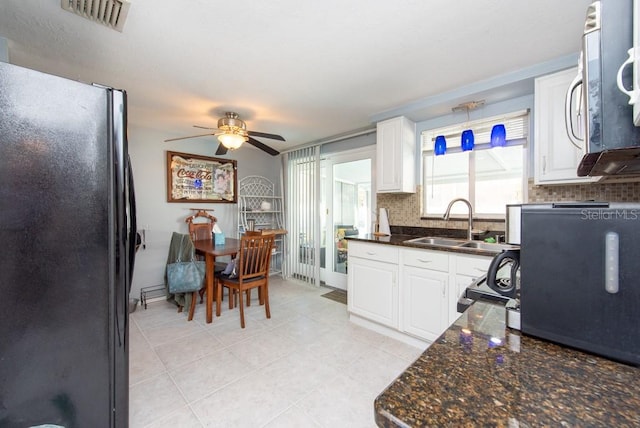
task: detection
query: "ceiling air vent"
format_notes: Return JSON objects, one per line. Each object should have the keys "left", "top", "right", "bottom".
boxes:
{"left": 61, "top": 0, "right": 131, "bottom": 32}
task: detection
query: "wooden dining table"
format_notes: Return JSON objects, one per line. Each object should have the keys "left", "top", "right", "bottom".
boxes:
{"left": 193, "top": 237, "right": 240, "bottom": 323}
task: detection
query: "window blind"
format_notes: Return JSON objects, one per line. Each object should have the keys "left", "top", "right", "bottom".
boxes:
{"left": 422, "top": 110, "right": 529, "bottom": 153}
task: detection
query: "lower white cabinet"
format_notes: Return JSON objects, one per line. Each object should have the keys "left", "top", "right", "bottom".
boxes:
{"left": 450, "top": 254, "right": 493, "bottom": 325}
{"left": 347, "top": 241, "right": 492, "bottom": 345}
{"left": 348, "top": 242, "right": 399, "bottom": 328}
{"left": 401, "top": 265, "right": 449, "bottom": 342}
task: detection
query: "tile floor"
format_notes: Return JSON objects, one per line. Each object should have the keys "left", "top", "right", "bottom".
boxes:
{"left": 129, "top": 277, "right": 426, "bottom": 427}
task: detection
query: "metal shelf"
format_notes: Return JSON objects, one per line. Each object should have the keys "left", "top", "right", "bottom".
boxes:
{"left": 238, "top": 176, "right": 285, "bottom": 275}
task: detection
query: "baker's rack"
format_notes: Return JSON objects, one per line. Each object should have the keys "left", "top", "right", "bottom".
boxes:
{"left": 237, "top": 176, "right": 285, "bottom": 275}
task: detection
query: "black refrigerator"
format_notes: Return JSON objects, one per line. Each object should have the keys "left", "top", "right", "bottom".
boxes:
{"left": 0, "top": 61, "right": 136, "bottom": 427}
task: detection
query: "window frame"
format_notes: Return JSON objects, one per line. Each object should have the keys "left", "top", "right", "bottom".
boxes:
{"left": 421, "top": 111, "right": 529, "bottom": 220}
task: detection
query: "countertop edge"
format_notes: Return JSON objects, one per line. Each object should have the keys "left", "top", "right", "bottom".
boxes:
{"left": 346, "top": 233, "right": 514, "bottom": 257}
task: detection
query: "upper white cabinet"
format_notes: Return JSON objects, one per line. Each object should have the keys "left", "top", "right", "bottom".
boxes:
{"left": 534, "top": 67, "right": 598, "bottom": 184}
{"left": 376, "top": 116, "right": 416, "bottom": 193}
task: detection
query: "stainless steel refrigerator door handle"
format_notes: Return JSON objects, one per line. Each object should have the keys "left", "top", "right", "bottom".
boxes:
{"left": 604, "top": 232, "right": 619, "bottom": 294}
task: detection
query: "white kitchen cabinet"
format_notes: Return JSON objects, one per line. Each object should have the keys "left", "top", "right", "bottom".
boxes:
{"left": 401, "top": 249, "right": 449, "bottom": 342}
{"left": 347, "top": 241, "right": 494, "bottom": 346}
{"left": 534, "top": 67, "right": 598, "bottom": 185}
{"left": 450, "top": 254, "right": 492, "bottom": 325}
{"left": 376, "top": 116, "right": 416, "bottom": 193}
{"left": 347, "top": 242, "right": 399, "bottom": 328}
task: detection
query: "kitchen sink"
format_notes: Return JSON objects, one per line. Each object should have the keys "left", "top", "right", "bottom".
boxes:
{"left": 404, "top": 236, "right": 519, "bottom": 253}
{"left": 403, "top": 236, "right": 466, "bottom": 247}
{"left": 458, "top": 241, "right": 518, "bottom": 251}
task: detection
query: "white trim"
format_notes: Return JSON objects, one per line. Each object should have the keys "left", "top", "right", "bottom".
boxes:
{"left": 349, "top": 313, "right": 431, "bottom": 350}
{"left": 282, "top": 126, "right": 376, "bottom": 154}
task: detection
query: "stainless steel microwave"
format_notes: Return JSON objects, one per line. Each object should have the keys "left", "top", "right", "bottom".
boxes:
{"left": 565, "top": 0, "right": 640, "bottom": 177}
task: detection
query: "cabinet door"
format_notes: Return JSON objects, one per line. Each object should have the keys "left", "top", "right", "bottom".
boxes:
{"left": 534, "top": 68, "right": 598, "bottom": 184}
{"left": 451, "top": 254, "right": 492, "bottom": 324}
{"left": 376, "top": 118, "right": 402, "bottom": 191}
{"left": 376, "top": 116, "right": 415, "bottom": 193}
{"left": 348, "top": 256, "right": 398, "bottom": 328}
{"left": 401, "top": 266, "right": 448, "bottom": 342}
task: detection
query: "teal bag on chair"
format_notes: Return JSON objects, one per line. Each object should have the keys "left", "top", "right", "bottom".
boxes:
{"left": 167, "top": 235, "right": 206, "bottom": 293}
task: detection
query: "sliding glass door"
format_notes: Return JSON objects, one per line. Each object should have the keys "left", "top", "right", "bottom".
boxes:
{"left": 320, "top": 149, "right": 374, "bottom": 289}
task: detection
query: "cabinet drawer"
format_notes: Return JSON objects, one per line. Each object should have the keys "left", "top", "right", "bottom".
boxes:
{"left": 349, "top": 241, "right": 398, "bottom": 263}
{"left": 402, "top": 248, "right": 449, "bottom": 272}
{"left": 455, "top": 254, "right": 492, "bottom": 278}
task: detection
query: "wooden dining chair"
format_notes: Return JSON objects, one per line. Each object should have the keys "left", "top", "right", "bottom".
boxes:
{"left": 185, "top": 209, "right": 217, "bottom": 241}
{"left": 185, "top": 209, "right": 223, "bottom": 305}
{"left": 215, "top": 232, "right": 275, "bottom": 328}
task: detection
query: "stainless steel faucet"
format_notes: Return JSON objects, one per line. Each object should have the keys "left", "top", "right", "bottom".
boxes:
{"left": 443, "top": 198, "right": 474, "bottom": 240}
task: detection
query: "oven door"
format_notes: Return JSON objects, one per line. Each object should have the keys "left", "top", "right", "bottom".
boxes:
{"left": 457, "top": 274, "right": 511, "bottom": 314}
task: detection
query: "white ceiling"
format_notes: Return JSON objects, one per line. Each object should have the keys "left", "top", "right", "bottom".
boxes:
{"left": 0, "top": 0, "right": 591, "bottom": 154}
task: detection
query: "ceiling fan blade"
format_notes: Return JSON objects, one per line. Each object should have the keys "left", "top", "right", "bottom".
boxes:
{"left": 247, "top": 130, "right": 285, "bottom": 141}
{"left": 164, "top": 132, "right": 215, "bottom": 142}
{"left": 193, "top": 125, "right": 221, "bottom": 131}
{"left": 246, "top": 136, "right": 280, "bottom": 156}
{"left": 215, "top": 143, "right": 229, "bottom": 156}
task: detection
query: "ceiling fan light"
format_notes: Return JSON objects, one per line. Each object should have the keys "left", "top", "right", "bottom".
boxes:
{"left": 218, "top": 133, "right": 246, "bottom": 149}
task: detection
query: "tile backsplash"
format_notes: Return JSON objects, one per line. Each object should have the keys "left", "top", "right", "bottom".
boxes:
{"left": 377, "top": 180, "right": 640, "bottom": 234}
{"left": 527, "top": 179, "right": 640, "bottom": 203}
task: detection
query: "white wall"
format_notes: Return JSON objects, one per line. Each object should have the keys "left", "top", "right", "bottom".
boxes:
{"left": 0, "top": 37, "right": 9, "bottom": 62}
{"left": 127, "top": 124, "right": 281, "bottom": 298}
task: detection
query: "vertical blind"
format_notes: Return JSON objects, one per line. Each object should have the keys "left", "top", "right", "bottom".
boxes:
{"left": 282, "top": 146, "right": 321, "bottom": 285}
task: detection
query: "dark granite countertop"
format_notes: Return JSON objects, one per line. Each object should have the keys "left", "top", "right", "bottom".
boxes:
{"left": 374, "top": 300, "right": 640, "bottom": 427}
{"left": 346, "top": 233, "right": 516, "bottom": 257}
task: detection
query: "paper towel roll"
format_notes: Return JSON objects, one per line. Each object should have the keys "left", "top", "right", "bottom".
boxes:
{"left": 379, "top": 208, "right": 391, "bottom": 235}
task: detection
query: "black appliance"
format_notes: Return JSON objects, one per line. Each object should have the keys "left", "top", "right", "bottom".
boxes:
{"left": 485, "top": 249, "right": 520, "bottom": 299}
{"left": 0, "top": 62, "right": 137, "bottom": 426}
{"left": 520, "top": 202, "right": 640, "bottom": 366}
{"left": 457, "top": 258, "right": 517, "bottom": 314}
{"left": 566, "top": 0, "right": 640, "bottom": 177}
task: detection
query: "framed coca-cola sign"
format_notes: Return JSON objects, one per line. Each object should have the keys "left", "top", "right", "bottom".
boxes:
{"left": 166, "top": 151, "right": 237, "bottom": 203}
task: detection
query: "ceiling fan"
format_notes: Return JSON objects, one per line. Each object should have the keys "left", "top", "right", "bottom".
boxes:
{"left": 164, "top": 112, "right": 284, "bottom": 156}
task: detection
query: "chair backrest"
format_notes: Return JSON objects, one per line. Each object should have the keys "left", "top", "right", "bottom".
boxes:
{"left": 185, "top": 209, "right": 217, "bottom": 241}
{"left": 236, "top": 233, "right": 275, "bottom": 280}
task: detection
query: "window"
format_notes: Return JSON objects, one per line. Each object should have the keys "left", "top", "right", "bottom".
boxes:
{"left": 422, "top": 111, "right": 528, "bottom": 218}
